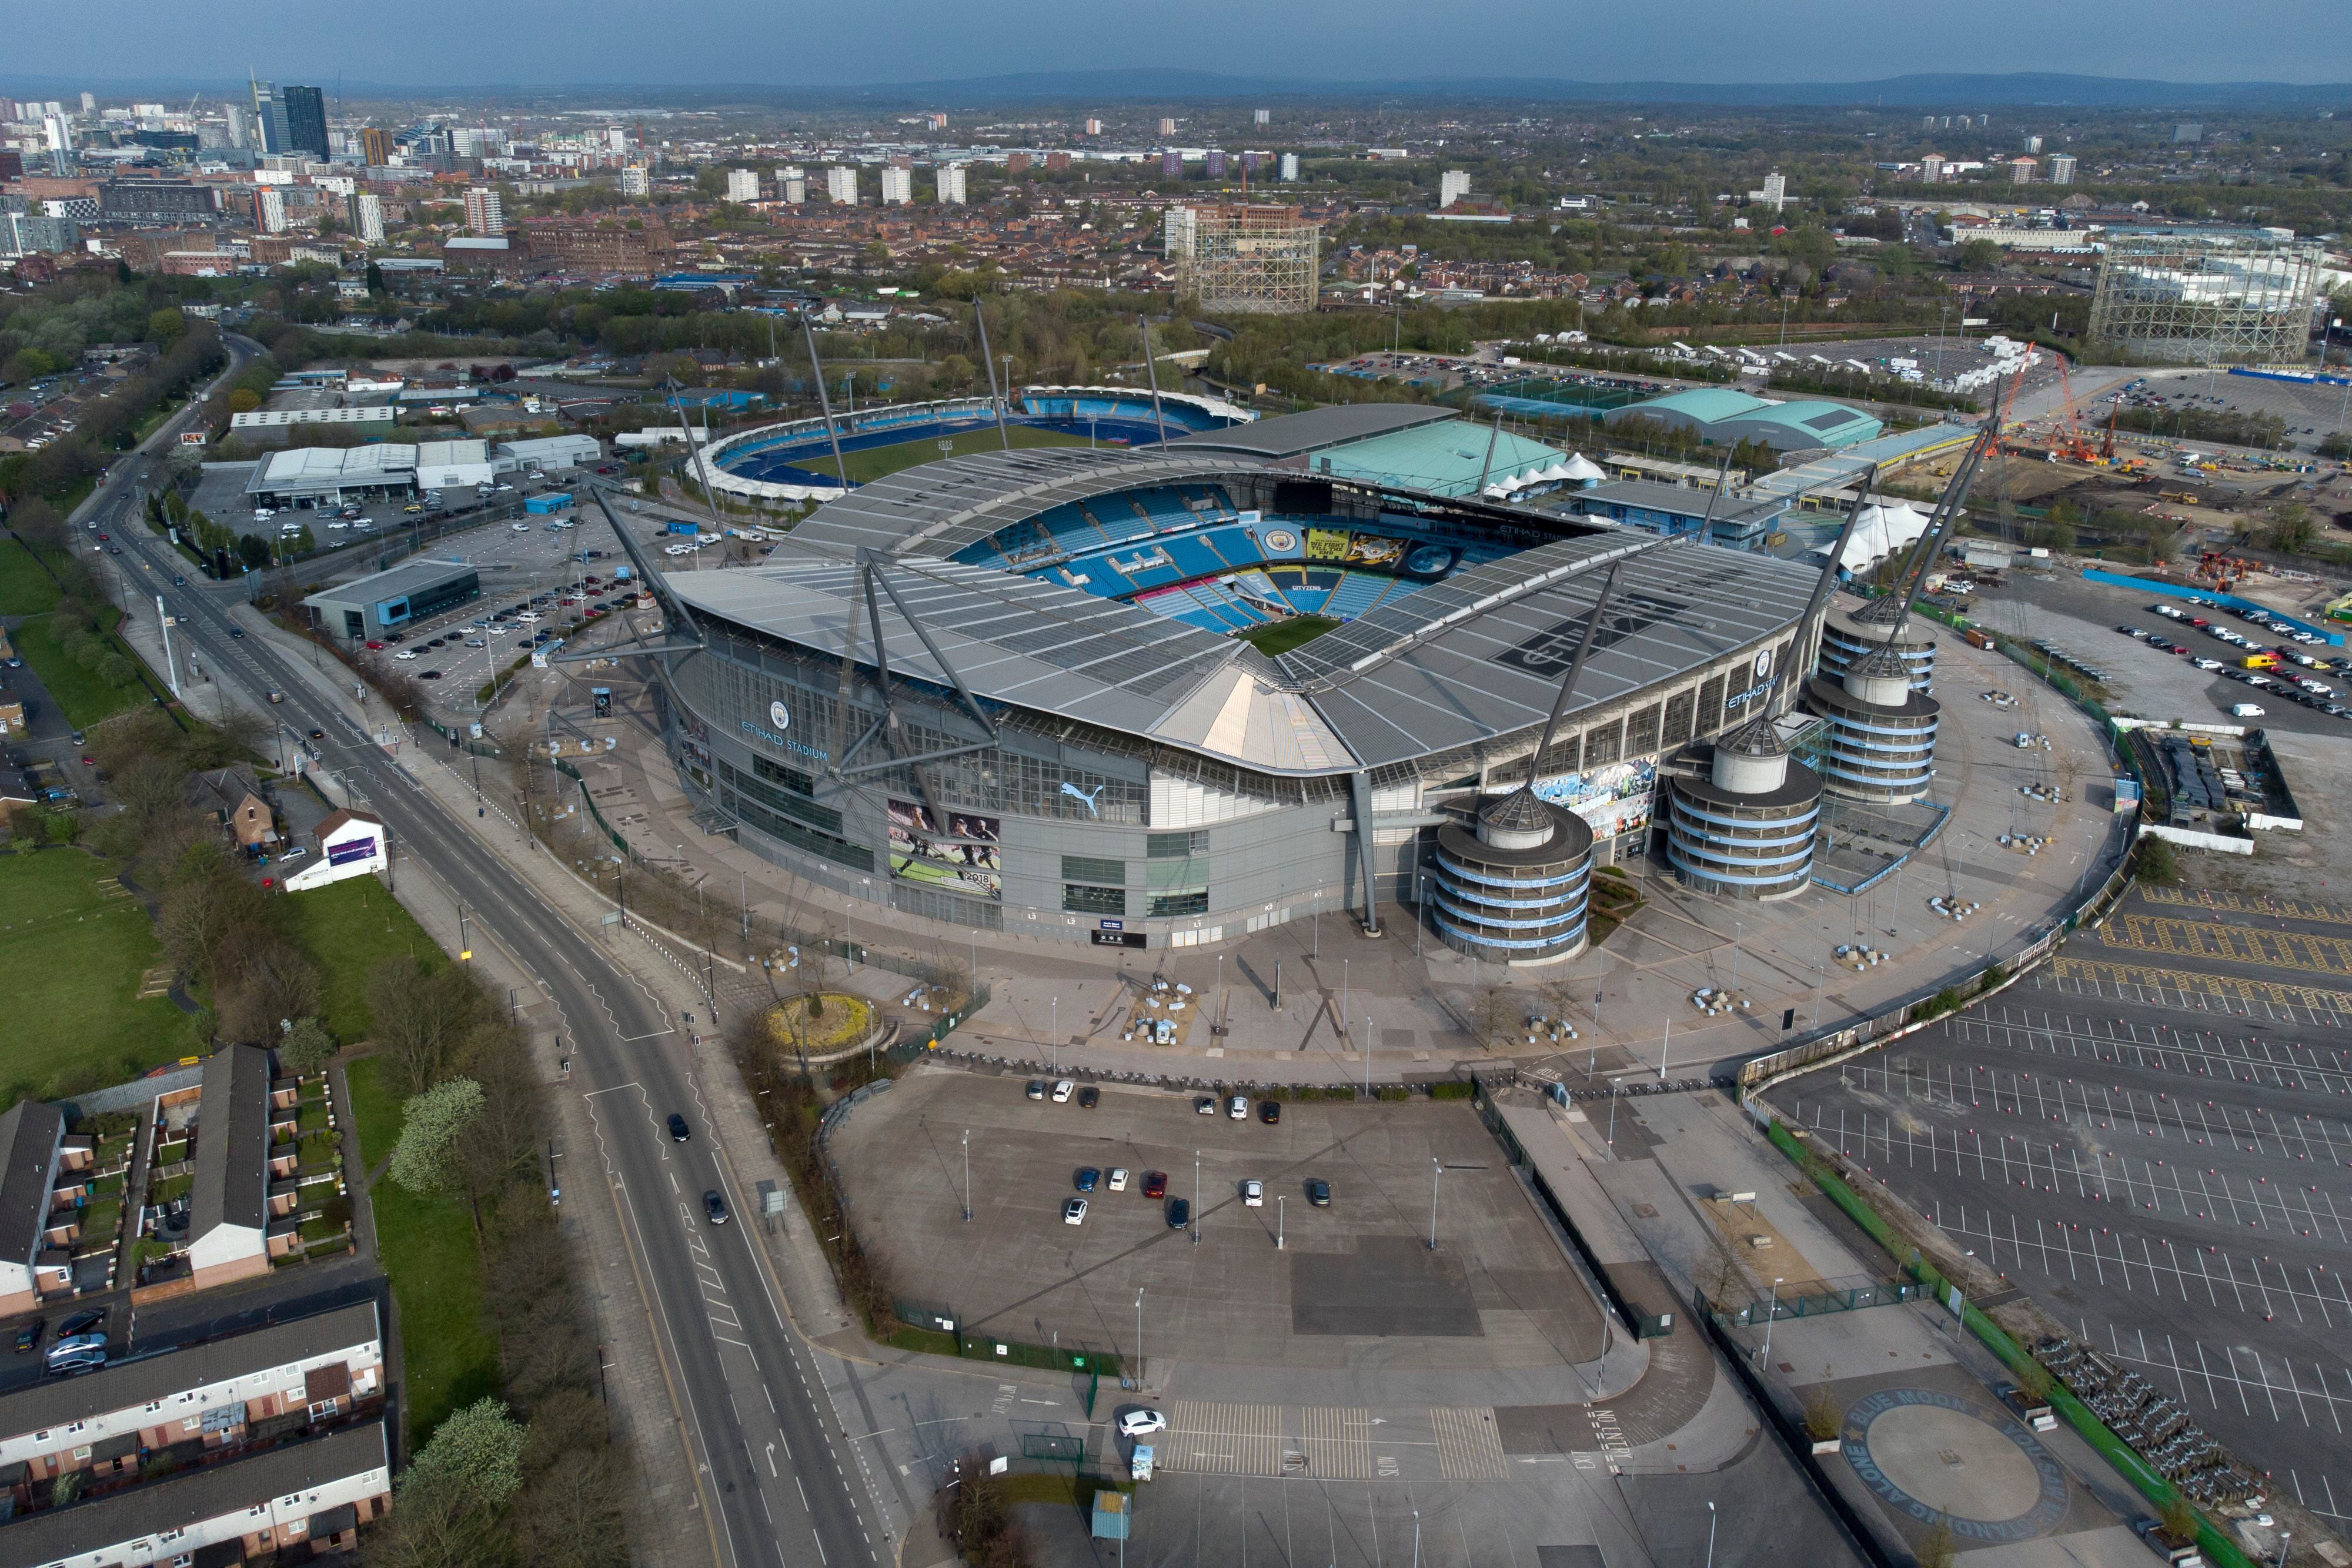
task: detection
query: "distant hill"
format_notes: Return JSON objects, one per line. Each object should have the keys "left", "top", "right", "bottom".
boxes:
{"left": 11, "top": 69, "right": 2348, "bottom": 111}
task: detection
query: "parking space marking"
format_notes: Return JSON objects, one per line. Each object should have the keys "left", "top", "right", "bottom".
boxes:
{"left": 2105, "top": 914, "right": 2352, "bottom": 979}
{"left": 2139, "top": 884, "right": 2352, "bottom": 930}
{"left": 1165, "top": 1400, "right": 1287, "bottom": 1477}
{"left": 1299, "top": 1406, "right": 1377, "bottom": 1481}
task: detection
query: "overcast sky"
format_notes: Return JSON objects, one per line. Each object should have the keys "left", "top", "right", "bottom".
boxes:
{"left": 7, "top": 0, "right": 2351, "bottom": 90}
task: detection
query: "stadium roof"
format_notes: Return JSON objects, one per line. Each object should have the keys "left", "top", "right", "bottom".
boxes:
{"left": 1165, "top": 402, "right": 1448, "bottom": 459}
{"left": 1608, "top": 388, "right": 1882, "bottom": 450}
{"left": 663, "top": 449, "right": 1819, "bottom": 776}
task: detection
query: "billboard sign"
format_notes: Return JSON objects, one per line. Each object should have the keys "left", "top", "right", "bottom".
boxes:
{"left": 1534, "top": 758, "right": 1657, "bottom": 840}
{"left": 326, "top": 834, "right": 380, "bottom": 867}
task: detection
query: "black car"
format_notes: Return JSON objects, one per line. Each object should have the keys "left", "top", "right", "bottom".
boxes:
{"left": 667, "top": 1113, "right": 690, "bottom": 1142}
{"left": 1077, "top": 1085, "right": 1100, "bottom": 1109}
{"left": 1259, "top": 1101, "right": 1281, "bottom": 1125}
{"left": 12, "top": 1318, "right": 43, "bottom": 1353}
{"left": 1165, "top": 1197, "right": 1190, "bottom": 1229}
{"left": 1306, "top": 1178, "right": 1331, "bottom": 1207}
{"left": 703, "top": 1189, "right": 730, "bottom": 1225}
{"left": 419, "top": 670, "right": 442, "bottom": 680}
{"left": 55, "top": 1309, "right": 103, "bottom": 1338}
{"left": 172, "top": 575, "right": 185, "bottom": 586}
{"left": 226, "top": 626, "right": 243, "bottom": 638}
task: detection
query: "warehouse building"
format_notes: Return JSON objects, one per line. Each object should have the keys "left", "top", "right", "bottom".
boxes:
{"left": 243, "top": 443, "right": 417, "bottom": 507}
{"left": 496, "top": 433, "right": 602, "bottom": 471}
{"left": 300, "top": 558, "right": 480, "bottom": 641}
{"left": 1604, "top": 387, "right": 1883, "bottom": 452}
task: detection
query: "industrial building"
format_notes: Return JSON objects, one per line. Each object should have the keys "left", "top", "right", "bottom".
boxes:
{"left": 1165, "top": 203, "right": 1320, "bottom": 315}
{"left": 496, "top": 433, "right": 602, "bottom": 470}
{"left": 243, "top": 444, "right": 419, "bottom": 507}
{"left": 1558, "top": 478, "right": 1791, "bottom": 551}
{"left": 2087, "top": 229, "right": 2325, "bottom": 366}
{"left": 624, "top": 412, "right": 1826, "bottom": 955}
{"left": 300, "top": 558, "right": 481, "bottom": 641}
{"left": 1603, "top": 387, "right": 1883, "bottom": 452}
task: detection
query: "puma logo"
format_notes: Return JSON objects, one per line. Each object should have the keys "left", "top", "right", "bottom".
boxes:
{"left": 1060, "top": 781, "right": 1105, "bottom": 815}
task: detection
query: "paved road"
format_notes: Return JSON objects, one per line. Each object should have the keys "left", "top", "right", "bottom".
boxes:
{"left": 74, "top": 337, "right": 884, "bottom": 1568}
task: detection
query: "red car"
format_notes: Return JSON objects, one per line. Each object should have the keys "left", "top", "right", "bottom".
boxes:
{"left": 365, "top": 640, "right": 385, "bottom": 650}
{"left": 1142, "top": 1171, "right": 1168, "bottom": 1199}
{"left": 94, "top": 533, "right": 107, "bottom": 542}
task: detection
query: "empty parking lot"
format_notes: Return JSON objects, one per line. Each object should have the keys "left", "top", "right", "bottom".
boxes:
{"left": 1763, "top": 888, "right": 2352, "bottom": 1530}
{"left": 829, "top": 1070, "right": 1605, "bottom": 1376}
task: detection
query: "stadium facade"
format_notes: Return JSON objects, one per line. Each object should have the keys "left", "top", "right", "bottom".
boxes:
{"left": 629, "top": 413, "right": 1838, "bottom": 957}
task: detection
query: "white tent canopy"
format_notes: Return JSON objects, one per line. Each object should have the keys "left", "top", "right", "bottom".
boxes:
{"left": 1809, "top": 501, "right": 1933, "bottom": 573}
{"left": 1559, "top": 453, "right": 1606, "bottom": 484}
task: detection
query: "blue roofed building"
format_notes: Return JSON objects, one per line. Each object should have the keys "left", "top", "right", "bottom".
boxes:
{"left": 1303, "top": 417, "right": 1566, "bottom": 497}
{"left": 1556, "top": 477, "right": 1791, "bottom": 551}
{"left": 1605, "top": 387, "right": 1882, "bottom": 451}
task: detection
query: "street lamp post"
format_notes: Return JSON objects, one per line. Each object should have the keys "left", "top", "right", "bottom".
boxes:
{"left": 1277, "top": 1195, "right": 1284, "bottom": 1250}
{"left": 1135, "top": 1286, "right": 1144, "bottom": 1387}
{"left": 961, "top": 1129, "right": 972, "bottom": 1222}
{"left": 1760, "top": 1276, "right": 1785, "bottom": 1363}
{"left": 1428, "top": 1158, "right": 1442, "bottom": 1251}
{"left": 1192, "top": 1151, "right": 1201, "bottom": 1245}
{"left": 1705, "top": 1502, "right": 1718, "bottom": 1568}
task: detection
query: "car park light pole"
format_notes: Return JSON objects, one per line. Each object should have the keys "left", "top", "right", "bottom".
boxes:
{"left": 1134, "top": 1286, "right": 1144, "bottom": 1385}
{"left": 1277, "top": 1195, "right": 1284, "bottom": 1251}
{"left": 1192, "top": 1151, "right": 1201, "bottom": 1245}
{"left": 962, "top": 1129, "right": 972, "bottom": 1222}
{"left": 1705, "top": 1502, "right": 1718, "bottom": 1568}
{"left": 1427, "top": 1159, "right": 1441, "bottom": 1252}
{"left": 1759, "top": 1277, "right": 1784, "bottom": 1364}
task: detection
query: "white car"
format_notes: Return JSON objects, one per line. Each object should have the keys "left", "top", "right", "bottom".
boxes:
{"left": 1242, "top": 1179, "right": 1263, "bottom": 1207}
{"left": 1063, "top": 1197, "right": 1088, "bottom": 1226}
{"left": 1228, "top": 1095, "right": 1247, "bottom": 1120}
{"left": 2193, "top": 657, "right": 2223, "bottom": 670}
{"left": 513, "top": 522, "right": 532, "bottom": 532}
{"left": 393, "top": 650, "right": 419, "bottom": 660}
{"left": 1118, "top": 1409, "right": 1168, "bottom": 1438}
{"left": 1108, "top": 1167, "right": 1130, "bottom": 1192}
{"left": 1051, "top": 1079, "right": 1074, "bottom": 1104}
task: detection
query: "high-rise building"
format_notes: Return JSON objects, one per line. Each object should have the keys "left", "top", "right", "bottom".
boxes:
{"left": 350, "top": 190, "right": 384, "bottom": 242}
{"left": 79, "top": 92, "right": 96, "bottom": 115}
{"left": 725, "top": 168, "right": 760, "bottom": 203}
{"left": 606, "top": 125, "right": 628, "bottom": 154}
{"left": 41, "top": 114, "right": 71, "bottom": 153}
{"left": 255, "top": 186, "right": 288, "bottom": 232}
{"left": 1160, "top": 149, "right": 1182, "bottom": 180}
{"left": 1, "top": 212, "right": 80, "bottom": 257}
{"left": 2009, "top": 157, "right": 2036, "bottom": 184}
{"left": 1278, "top": 152, "right": 1299, "bottom": 182}
{"left": 1439, "top": 169, "right": 1472, "bottom": 208}
{"left": 826, "top": 166, "right": 858, "bottom": 205}
{"left": 0, "top": 99, "right": 16, "bottom": 123}
{"left": 359, "top": 127, "right": 393, "bottom": 166}
{"left": 464, "top": 186, "right": 505, "bottom": 235}
{"left": 249, "top": 78, "right": 289, "bottom": 155}
{"left": 880, "top": 166, "right": 913, "bottom": 205}
{"left": 281, "top": 86, "right": 328, "bottom": 161}
{"left": 782, "top": 168, "right": 806, "bottom": 204}
{"left": 924, "top": 112, "right": 948, "bottom": 131}
{"left": 2023, "top": 134, "right": 2044, "bottom": 154}
{"left": 2047, "top": 153, "right": 2077, "bottom": 185}
{"left": 1760, "top": 170, "right": 1787, "bottom": 210}
{"left": 1204, "top": 149, "right": 1227, "bottom": 178}
{"left": 1165, "top": 203, "right": 1319, "bottom": 315}
{"left": 223, "top": 103, "right": 249, "bottom": 149}
{"left": 1006, "top": 152, "right": 1032, "bottom": 174}
{"left": 1919, "top": 153, "right": 1945, "bottom": 183}
{"left": 1158, "top": 118, "right": 1177, "bottom": 136}
{"left": 2174, "top": 123, "right": 2202, "bottom": 144}
{"left": 1254, "top": 108, "right": 1270, "bottom": 126}
{"left": 621, "top": 165, "right": 650, "bottom": 196}
{"left": 937, "top": 163, "right": 967, "bottom": 205}
{"left": 1045, "top": 151, "right": 1070, "bottom": 173}
{"left": 1084, "top": 117, "right": 1103, "bottom": 136}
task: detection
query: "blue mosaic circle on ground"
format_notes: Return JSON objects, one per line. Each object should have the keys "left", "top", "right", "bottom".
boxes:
{"left": 1840, "top": 1387, "right": 2068, "bottom": 1544}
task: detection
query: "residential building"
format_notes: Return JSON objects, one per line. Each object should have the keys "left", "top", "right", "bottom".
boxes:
{"left": 0, "top": 211, "right": 79, "bottom": 256}
{"left": 189, "top": 769, "right": 276, "bottom": 851}
{"left": 1919, "top": 153, "right": 1945, "bottom": 183}
{"left": 0, "top": 1102, "right": 70, "bottom": 1316}
{"left": 2047, "top": 153, "right": 2077, "bottom": 185}
{"left": 1254, "top": 108, "right": 1271, "bottom": 126}
{"left": 358, "top": 126, "right": 393, "bottom": 166}
{"left": 185, "top": 1044, "right": 277, "bottom": 1288}
{"left": 0, "top": 1421, "right": 390, "bottom": 1566}
{"left": 1439, "top": 169, "right": 1472, "bottom": 209}
{"left": 2023, "top": 134, "right": 2044, "bottom": 154}
{"left": 937, "top": 163, "right": 967, "bottom": 205}
{"left": 620, "top": 164, "right": 650, "bottom": 196}
{"left": 223, "top": 102, "right": 249, "bottom": 148}
{"left": 826, "top": 166, "right": 858, "bottom": 205}
{"left": 880, "top": 166, "right": 913, "bottom": 205}
{"left": 2010, "top": 156, "right": 2037, "bottom": 183}
{"left": 1084, "top": 117, "right": 1103, "bottom": 136}
{"left": 1279, "top": 153, "right": 1300, "bottom": 182}
{"left": 350, "top": 190, "right": 383, "bottom": 242}
{"left": 1006, "top": 151, "right": 1032, "bottom": 175}
{"left": 726, "top": 168, "right": 760, "bottom": 203}
{"left": 1752, "top": 170, "right": 1788, "bottom": 210}
{"left": 782, "top": 171, "right": 806, "bottom": 204}
{"left": 1204, "top": 149, "right": 1227, "bottom": 178}
{"left": 96, "top": 180, "right": 218, "bottom": 224}
{"left": 463, "top": 186, "right": 505, "bottom": 236}
{"left": 1158, "top": 117, "right": 1177, "bottom": 136}
{"left": 255, "top": 186, "right": 288, "bottom": 233}
{"left": 0, "top": 1301, "right": 384, "bottom": 1487}
{"left": 1160, "top": 149, "right": 1182, "bottom": 180}
{"left": 519, "top": 219, "right": 674, "bottom": 276}
{"left": 1166, "top": 203, "right": 1319, "bottom": 314}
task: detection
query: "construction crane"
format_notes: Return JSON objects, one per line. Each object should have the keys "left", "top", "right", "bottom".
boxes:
{"left": 2047, "top": 359, "right": 2103, "bottom": 464}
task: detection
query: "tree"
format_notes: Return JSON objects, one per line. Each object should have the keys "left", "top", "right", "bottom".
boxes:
{"left": 1917, "top": 1520, "right": 1958, "bottom": 1568}
{"left": 2135, "top": 835, "right": 2180, "bottom": 885}
{"left": 1954, "top": 238, "right": 2004, "bottom": 273}
{"left": 2266, "top": 502, "right": 2316, "bottom": 556}
{"left": 2159, "top": 1492, "right": 2200, "bottom": 1546}
{"left": 280, "top": 1016, "right": 336, "bottom": 1076}
{"left": 226, "top": 388, "right": 262, "bottom": 414}
{"left": 1468, "top": 984, "right": 1519, "bottom": 1050}
{"left": 388, "top": 1077, "right": 487, "bottom": 1196}
{"left": 405, "top": 1397, "right": 526, "bottom": 1507}
{"left": 146, "top": 307, "right": 186, "bottom": 347}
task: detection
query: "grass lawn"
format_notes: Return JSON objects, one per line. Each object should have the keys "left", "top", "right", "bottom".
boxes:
{"left": 0, "top": 848, "right": 204, "bottom": 1108}
{"left": 12, "top": 606, "right": 153, "bottom": 730}
{"left": 348, "top": 1055, "right": 499, "bottom": 1449}
{"left": 285, "top": 875, "right": 445, "bottom": 1046}
{"left": 796, "top": 424, "right": 1093, "bottom": 486}
{"left": 1235, "top": 614, "right": 1341, "bottom": 657}
{"left": 0, "top": 539, "right": 64, "bottom": 617}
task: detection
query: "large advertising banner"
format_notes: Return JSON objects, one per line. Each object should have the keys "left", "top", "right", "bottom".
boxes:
{"left": 1304, "top": 528, "right": 1351, "bottom": 561}
{"left": 1534, "top": 758, "right": 1658, "bottom": 841}
{"left": 887, "top": 799, "right": 1003, "bottom": 901}
{"left": 1343, "top": 533, "right": 1406, "bottom": 569}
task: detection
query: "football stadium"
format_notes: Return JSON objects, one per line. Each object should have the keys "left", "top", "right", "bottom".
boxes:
{"left": 630, "top": 406, "right": 1900, "bottom": 961}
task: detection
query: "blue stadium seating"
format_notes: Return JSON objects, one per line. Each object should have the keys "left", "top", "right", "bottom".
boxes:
{"left": 1324, "top": 574, "right": 1391, "bottom": 620}
{"left": 1157, "top": 534, "right": 1226, "bottom": 579}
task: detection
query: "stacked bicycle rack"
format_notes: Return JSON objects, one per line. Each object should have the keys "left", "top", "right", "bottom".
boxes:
{"left": 2034, "top": 1336, "right": 2261, "bottom": 1507}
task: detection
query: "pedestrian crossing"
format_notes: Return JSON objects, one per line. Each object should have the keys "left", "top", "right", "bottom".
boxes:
{"left": 1155, "top": 1400, "right": 1509, "bottom": 1482}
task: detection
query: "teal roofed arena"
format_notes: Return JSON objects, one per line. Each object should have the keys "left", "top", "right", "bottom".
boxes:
{"left": 1605, "top": 387, "right": 1883, "bottom": 450}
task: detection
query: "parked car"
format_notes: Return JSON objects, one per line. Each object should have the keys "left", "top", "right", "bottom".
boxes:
{"left": 55, "top": 1310, "right": 104, "bottom": 1338}
{"left": 1242, "top": 1179, "right": 1264, "bottom": 1207}
{"left": 1077, "top": 1085, "right": 1099, "bottom": 1109}
{"left": 1076, "top": 1168, "right": 1100, "bottom": 1192}
{"left": 1026, "top": 1081, "right": 1046, "bottom": 1101}
{"left": 1108, "top": 1168, "right": 1130, "bottom": 1192}
{"left": 1228, "top": 1095, "right": 1248, "bottom": 1120}
{"left": 1051, "top": 1079, "right": 1075, "bottom": 1104}
{"left": 1165, "top": 1197, "right": 1190, "bottom": 1229}
{"left": 1118, "top": 1408, "right": 1168, "bottom": 1438}
{"left": 1142, "top": 1171, "right": 1168, "bottom": 1199}
{"left": 1259, "top": 1101, "right": 1281, "bottom": 1124}
{"left": 12, "top": 1318, "right": 43, "bottom": 1353}
{"left": 1063, "top": 1197, "right": 1088, "bottom": 1226}
{"left": 1195, "top": 1096, "right": 1217, "bottom": 1115}
{"left": 1307, "top": 1178, "right": 1331, "bottom": 1207}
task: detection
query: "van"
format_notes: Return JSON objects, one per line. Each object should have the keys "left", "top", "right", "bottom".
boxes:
{"left": 2231, "top": 703, "right": 2266, "bottom": 717}
{"left": 517, "top": 611, "right": 541, "bottom": 624}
